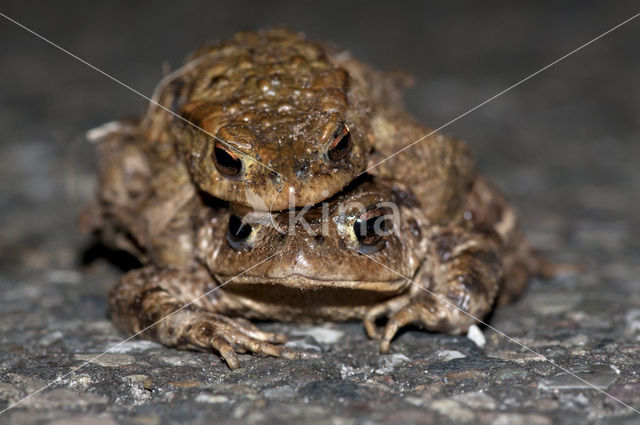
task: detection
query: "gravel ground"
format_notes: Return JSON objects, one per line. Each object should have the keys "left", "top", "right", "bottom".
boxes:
{"left": 1, "top": 2, "right": 640, "bottom": 424}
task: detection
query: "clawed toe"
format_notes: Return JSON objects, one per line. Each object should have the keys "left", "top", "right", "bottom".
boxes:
{"left": 220, "top": 333, "right": 318, "bottom": 368}
{"left": 185, "top": 315, "right": 315, "bottom": 369}
{"left": 363, "top": 295, "right": 413, "bottom": 347}
{"left": 210, "top": 336, "right": 240, "bottom": 369}
{"left": 375, "top": 302, "right": 431, "bottom": 353}
{"left": 364, "top": 315, "right": 382, "bottom": 340}
{"left": 220, "top": 316, "right": 288, "bottom": 344}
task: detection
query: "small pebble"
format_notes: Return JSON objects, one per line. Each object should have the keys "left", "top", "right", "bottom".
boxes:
{"left": 436, "top": 350, "right": 466, "bottom": 361}
{"left": 290, "top": 326, "right": 344, "bottom": 344}
{"left": 467, "top": 324, "right": 486, "bottom": 347}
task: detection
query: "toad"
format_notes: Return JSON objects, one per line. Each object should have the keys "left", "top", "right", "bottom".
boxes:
{"left": 107, "top": 177, "right": 543, "bottom": 369}
{"left": 137, "top": 28, "right": 473, "bottom": 212}
{"left": 80, "top": 29, "right": 547, "bottom": 369}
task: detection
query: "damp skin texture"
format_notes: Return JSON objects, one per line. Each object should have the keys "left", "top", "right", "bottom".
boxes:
{"left": 143, "top": 28, "right": 371, "bottom": 210}
{"left": 83, "top": 123, "right": 543, "bottom": 368}
{"left": 81, "top": 29, "right": 546, "bottom": 369}
{"left": 121, "top": 28, "right": 473, "bottom": 211}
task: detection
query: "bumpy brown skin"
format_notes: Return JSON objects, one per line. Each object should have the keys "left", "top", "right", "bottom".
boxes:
{"left": 140, "top": 28, "right": 476, "bottom": 211}
{"left": 79, "top": 120, "right": 199, "bottom": 268}
{"left": 108, "top": 177, "right": 543, "bottom": 369}
{"left": 82, "top": 28, "right": 477, "bottom": 264}
{"left": 84, "top": 28, "right": 544, "bottom": 369}
{"left": 142, "top": 28, "right": 372, "bottom": 210}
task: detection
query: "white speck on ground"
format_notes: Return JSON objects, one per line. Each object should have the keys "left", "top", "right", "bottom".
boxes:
{"left": 436, "top": 350, "right": 466, "bottom": 361}
{"left": 158, "top": 355, "right": 202, "bottom": 366}
{"left": 105, "top": 340, "right": 162, "bottom": 353}
{"left": 467, "top": 324, "right": 486, "bottom": 347}
{"left": 375, "top": 353, "right": 410, "bottom": 374}
{"left": 290, "top": 325, "right": 344, "bottom": 344}
{"left": 284, "top": 339, "right": 322, "bottom": 352}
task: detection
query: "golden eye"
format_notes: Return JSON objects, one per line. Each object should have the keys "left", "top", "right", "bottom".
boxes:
{"left": 326, "top": 124, "right": 352, "bottom": 162}
{"left": 354, "top": 206, "right": 391, "bottom": 254}
{"left": 226, "top": 214, "right": 254, "bottom": 251}
{"left": 213, "top": 141, "right": 244, "bottom": 177}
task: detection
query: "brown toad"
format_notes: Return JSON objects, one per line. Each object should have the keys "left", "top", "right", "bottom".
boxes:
{"left": 142, "top": 28, "right": 370, "bottom": 210}
{"left": 82, "top": 71, "right": 473, "bottom": 268}
{"left": 138, "top": 28, "right": 472, "bottom": 211}
{"left": 81, "top": 29, "right": 548, "bottom": 369}
{"left": 104, "top": 173, "right": 544, "bottom": 369}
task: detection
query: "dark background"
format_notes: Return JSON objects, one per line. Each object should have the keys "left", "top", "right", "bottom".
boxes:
{"left": 1, "top": 2, "right": 639, "bottom": 424}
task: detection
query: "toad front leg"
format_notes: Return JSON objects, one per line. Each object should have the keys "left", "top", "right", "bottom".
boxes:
{"left": 364, "top": 227, "right": 503, "bottom": 353}
{"left": 108, "top": 266, "right": 311, "bottom": 369}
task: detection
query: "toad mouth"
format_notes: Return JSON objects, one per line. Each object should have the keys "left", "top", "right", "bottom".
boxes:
{"left": 215, "top": 273, "right": 410, "bottom": 292}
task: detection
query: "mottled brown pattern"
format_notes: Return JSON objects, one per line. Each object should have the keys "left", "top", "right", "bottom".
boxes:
{"left": 83, "top": 29, "right": 546, "bottom": 369}
{"left": 99, "top": 174, "right": 542, "bottom": 368}
{"left": 99, "top": 28, "right": 477, "bottom": 211}
{"left": 143, "top": 28, "right": 373, "bottom": 209}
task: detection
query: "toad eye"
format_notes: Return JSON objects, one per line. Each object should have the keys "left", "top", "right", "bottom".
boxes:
{"left": 226, "top": 214, "right": 254, "bottom": 251}
{"left": 326, "top": 124, "right": 352, "bottom": 162}
{"left": 213, "top": 141, "right": 244, "bottom": 177}
{"left": 354, "top": 206, "right": 392, "bottom": 254}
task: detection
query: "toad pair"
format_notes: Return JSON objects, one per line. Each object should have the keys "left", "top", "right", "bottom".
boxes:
{"left": 83, "top": 28, "right": 545, "bottom": 369}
